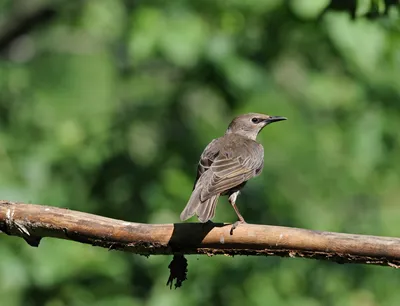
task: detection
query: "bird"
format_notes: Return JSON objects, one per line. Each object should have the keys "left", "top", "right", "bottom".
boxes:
{"left": 180, "top": 113, "right": 287, "bottom": 232}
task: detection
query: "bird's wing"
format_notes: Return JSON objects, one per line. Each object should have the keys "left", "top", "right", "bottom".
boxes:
{"left": 193, "top": 139, "right": 221, "bottom": 189}
{"left": 199, "top": 152, "right": 263, "bottom": 201}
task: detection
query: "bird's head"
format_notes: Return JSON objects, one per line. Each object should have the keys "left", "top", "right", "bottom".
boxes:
{"left": 225, "top": 113, "right": 287, "bottom": 140}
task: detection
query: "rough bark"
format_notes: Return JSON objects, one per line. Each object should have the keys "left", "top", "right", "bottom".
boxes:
{"left": 0, "top": 200, "right": 399, "bottom": 268}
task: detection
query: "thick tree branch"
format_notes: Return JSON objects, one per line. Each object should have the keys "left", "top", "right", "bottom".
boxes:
{"left": 0, "top": 200, "right": 399, "bottom": 268}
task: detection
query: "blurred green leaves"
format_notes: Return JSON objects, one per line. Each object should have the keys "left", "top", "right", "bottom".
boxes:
{"left": 0, "top": 0, "right": 400, "bottom": 305}
{"left": 129, "top": 8, "right": 207, "bottom": 67}
{"left": 290, "top": 0, "right": 330, "bottom": 19}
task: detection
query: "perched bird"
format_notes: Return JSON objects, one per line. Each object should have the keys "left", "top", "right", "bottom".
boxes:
{"left": 180, "top": 113, "right": 287, "bottom": 231}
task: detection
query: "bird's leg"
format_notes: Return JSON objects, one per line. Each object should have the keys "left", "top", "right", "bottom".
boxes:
{"left": 228, "top": 191, "right": 246, "bottom": 235}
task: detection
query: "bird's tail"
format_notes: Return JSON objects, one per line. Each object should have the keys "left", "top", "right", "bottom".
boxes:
{"left": 180, "top": 188, "right": 219, "bottom": 223}
{"left": 196, "top": 194, "right": 219, "bottom": 222}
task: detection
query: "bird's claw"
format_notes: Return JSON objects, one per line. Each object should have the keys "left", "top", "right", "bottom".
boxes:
{"left": 230, "top": 220, "right": 247, "bottom": 235}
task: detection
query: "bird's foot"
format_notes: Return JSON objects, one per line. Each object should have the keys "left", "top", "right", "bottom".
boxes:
{"left": 230, "top": 220, "right": 247, "bottom": 235}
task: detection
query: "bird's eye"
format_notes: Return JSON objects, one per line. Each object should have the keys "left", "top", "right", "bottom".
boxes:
{"left": 251, "top": 118, "right": 259, "bottom": 123}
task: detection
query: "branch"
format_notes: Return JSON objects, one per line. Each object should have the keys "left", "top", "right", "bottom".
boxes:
{"left": 0, "top": 4, "right": 58, "bottom": 53}
{"left": 1, "top": 200, "right": 399, "bottom": 268}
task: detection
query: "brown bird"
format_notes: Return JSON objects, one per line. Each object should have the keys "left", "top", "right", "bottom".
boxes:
{"left": 180, "top": 113, "right": 287, "bottom": 231}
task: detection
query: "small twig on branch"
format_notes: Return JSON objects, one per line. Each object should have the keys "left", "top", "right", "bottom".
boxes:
{"left": 0, "top": 200, "right": 399, "bottom": 268}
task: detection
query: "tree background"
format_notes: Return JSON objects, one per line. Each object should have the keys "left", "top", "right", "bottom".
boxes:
{"left": 1, "top": 0, "right": 399, "bottom": 305}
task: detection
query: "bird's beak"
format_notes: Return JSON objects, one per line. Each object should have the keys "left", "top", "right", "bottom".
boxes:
{"left": 265, "top": 116, "right": 287, "bottom": 124}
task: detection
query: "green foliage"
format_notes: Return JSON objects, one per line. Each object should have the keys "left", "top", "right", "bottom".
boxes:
{"left": 0, "top": 0, "right": 399, "bottom": 305}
